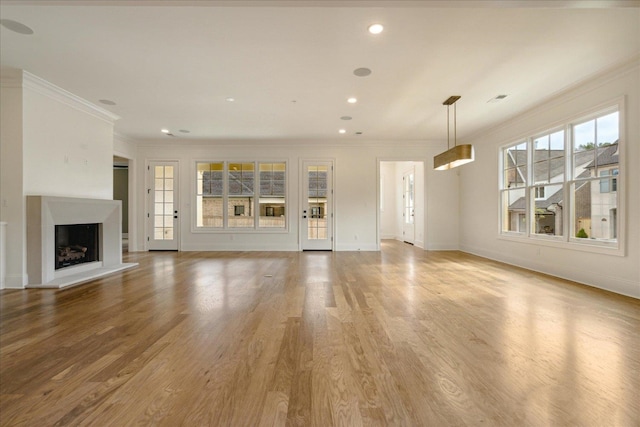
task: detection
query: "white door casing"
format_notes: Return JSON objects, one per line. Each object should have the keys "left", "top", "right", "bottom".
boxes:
{"left": 301, "top": 160, "right": 333, "bottom": 250}
{"left": 148, "top": 161, "right": 179, "bottom": 250}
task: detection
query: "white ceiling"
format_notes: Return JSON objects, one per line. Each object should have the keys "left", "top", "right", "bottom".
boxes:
{"left": 1, "top": 1, "right": 639, "bottom": 143}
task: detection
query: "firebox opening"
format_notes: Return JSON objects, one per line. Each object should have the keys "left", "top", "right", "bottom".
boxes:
{"left": 55, "top": 224, "right": 100, "bottom": 270}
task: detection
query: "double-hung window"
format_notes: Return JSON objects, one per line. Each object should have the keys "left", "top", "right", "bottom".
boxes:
{"left": 500, "top": 142, "right": 527, "bottom": 233}
{"left": 196, "top": 161, "right": 286, "bottom": 230}
{"left": 571, "top": 111, "right": 619, "bottom": 242}
{"left": 500, "top": 107, "right": 621, "bottom": 248}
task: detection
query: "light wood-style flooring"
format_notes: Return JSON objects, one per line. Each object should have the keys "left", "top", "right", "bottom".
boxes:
{"left": 1, "top": 240, "right": 639, "bottom": 426}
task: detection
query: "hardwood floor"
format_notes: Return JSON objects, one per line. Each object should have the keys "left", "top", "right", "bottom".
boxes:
{"left": 1, "top": 240, "right": 639, "bottom": 426}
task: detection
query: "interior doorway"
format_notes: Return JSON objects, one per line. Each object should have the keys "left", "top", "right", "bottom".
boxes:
{"left": 379, "top": 160, "right": 425, "bottom": 249}
{"left": 113, "top": 156, "right": 129, "bottom": 252}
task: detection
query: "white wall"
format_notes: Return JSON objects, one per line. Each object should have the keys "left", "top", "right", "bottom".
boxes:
{"left": 0, "top": 77, "right": 25, "bottom": 288}
{"left": 380, "top": 162, "right": 399, "bottom": 239}
{"left": 134, "top": 141, "right": 460, "bottom": 253}
{"left": 22, "top": 85, "right": 114, "bottom": 199}
{"left": 0, "top": 71, "right": 118, "bottom": 288}
{"left": 459, "top": 60, "right": 640, "bottom": 298}
{"left": 426, "top": 157, "right": 460, "bottom": 251}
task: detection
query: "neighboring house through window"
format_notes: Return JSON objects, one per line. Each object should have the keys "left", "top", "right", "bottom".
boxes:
{"left": 500, "top": 108, "right": 620, "bottom": 247}
{"left": 196, "top": 161, "right": 286, "bottom": 230}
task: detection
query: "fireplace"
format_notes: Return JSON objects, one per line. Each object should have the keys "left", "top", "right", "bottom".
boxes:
{"left": 55, "top": 224, "right": 100, "bottom": 270}
{"left": 27, "top": 196, "right": 136, "bottom": 288}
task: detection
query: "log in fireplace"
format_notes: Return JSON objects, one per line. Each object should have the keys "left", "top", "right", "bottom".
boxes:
{"left": 55, "top": 224, "right": 99, "bottom": 270}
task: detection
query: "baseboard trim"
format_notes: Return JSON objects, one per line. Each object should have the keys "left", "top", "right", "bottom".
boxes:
{"left": 460, "top": 243, "right": 639, "bottom": 299}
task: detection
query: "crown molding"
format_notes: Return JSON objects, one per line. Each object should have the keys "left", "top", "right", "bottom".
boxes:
{"left": 133, "top": 137, "right": 442, "bottom": 149}
{"left": 21, "top": 71, "right": 120, "bottom": 125}
{"left": 462, "top": 55, "right": 640, "bottom": 143}
{"left": 2, "top": 1, "right": 639, "bottom": 7}
{"left": 114, "top": 132, "right": 137, "bottom": 145}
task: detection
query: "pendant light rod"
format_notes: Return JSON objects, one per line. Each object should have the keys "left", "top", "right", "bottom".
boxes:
{"left": 443, "top": 96, "right": 460, "bottom": 149}
{"left": 446, "top": 104, "right": 450, "bottom": 150}
{"left": 454, "top": 102, "right": 457, "bottom": 147}
{"left": 434, "top": 95, "right": 474, "bottom": 171}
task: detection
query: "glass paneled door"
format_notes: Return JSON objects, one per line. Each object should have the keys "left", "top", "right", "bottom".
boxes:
{"left": 301, "top": 161, "right": 333, "bottom": 250}
{"left": 402, "top": 167, "right": 415, "bottom": 244}
{"left": 148, "top": 161, "right": 179, "bottom": 250}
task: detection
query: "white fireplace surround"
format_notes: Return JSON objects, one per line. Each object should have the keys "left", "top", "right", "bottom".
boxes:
{"left": 27, "top": 196, "right": 136, "bottom": 288}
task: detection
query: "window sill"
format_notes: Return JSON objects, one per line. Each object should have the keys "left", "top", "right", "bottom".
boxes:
{"left": 192, "top": 227, "right": 289, "bottom": 234}
{"left": 498, "top": 233, "right": 624, "bottom": 257}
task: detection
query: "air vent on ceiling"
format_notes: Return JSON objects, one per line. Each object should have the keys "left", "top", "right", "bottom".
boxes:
{"left": 487, "top": 94, "right": 509, "bottom": 103}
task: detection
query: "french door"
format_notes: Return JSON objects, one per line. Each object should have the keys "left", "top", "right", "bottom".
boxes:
{"left": 301, "top": 161, "right": 333, "bottom": 250}
{"left": 148, "top": 161, "right": 179, "bottom": 250}
{"left": 402, "top": 167, "right": 415, "bottom": 244}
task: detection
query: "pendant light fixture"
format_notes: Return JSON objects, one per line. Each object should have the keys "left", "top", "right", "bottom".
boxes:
{"left": 434, "top": 95, "right": 474, "bottom": 170}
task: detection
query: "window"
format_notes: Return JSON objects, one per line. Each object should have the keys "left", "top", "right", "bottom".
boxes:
{"left": 571, "top": 111, "right": 619, "bottom": 242}
{"left": 228, "top": 163, "right": 254, "bottom": 228}
{"left": 197, "top": 162, "right": 223, "bottom": 228}
{"left": 258, "top": 162, "right": 286, "bottom": 228}
{"left": 500, "top": 108, "right": 620, "bottom": 247}
{"left": 196, "top": 161, "right": 286, "bottom": 230}
{"left": 599, "top": 169, "right": 619, "bottom": 193}
{"left": 500, "top": 142, "right": 527, "bottom": 233}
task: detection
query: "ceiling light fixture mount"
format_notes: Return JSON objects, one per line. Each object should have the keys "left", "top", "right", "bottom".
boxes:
{"left": 433, "top": 95, "right": 474, "bottom": 171}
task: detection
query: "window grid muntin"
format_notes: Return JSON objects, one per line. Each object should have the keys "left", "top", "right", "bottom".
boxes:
{"left": 499, "top": 106, "right": 620, "bottom": 247}
{"left": 196, "top": 161, "right": 287, "bottom": 230}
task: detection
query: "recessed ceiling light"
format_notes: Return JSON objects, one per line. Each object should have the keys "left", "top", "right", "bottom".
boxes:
{"left": 347, "top": 97, "right": 357, "bottom": 104}
{"left": 226, "top": 97, "right": 235, "bottom": 102}
{"left": 179, "top": 129, "right": 190, "bottom": 133}
{"left": 0, "top": 19, "right": 34, "bottom": 35}
{"left": 368, "top": 23, "right": 384, "bottom": 35}
{"left": 340, "top": 116, "right": 352, "bottom": 121}
{"left": 353, "top": 68, "right": 372, "bottom": 77}
{"left": 339, "top": 129, "right": 346, "bottom": 134}
{"left": 161, "top": 129, "right": 170, "bottom": 133}
{"left": 99, "top": 99, "right": 116, "bottom": 106}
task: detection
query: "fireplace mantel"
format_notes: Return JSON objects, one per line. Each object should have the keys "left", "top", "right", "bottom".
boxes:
{"left": 27, "top": 196, "right": 136, "bottom": 288}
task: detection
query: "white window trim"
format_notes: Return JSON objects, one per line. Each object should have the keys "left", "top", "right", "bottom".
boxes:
{"left": 191, "top": 159, "right": 289, "bottom": 234}
{"left": 497, "top": 97, "right": 625, "bottom": 257}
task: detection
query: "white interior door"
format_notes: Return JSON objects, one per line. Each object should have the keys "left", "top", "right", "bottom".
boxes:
{"left": 301, "top": 161, "right": 333, "bottom": 250}
{"left": 402, "top": 168, "right": 415, "bottom": 244}
{"left": 148, "top": 161, "right": 179, "bottom": 250}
